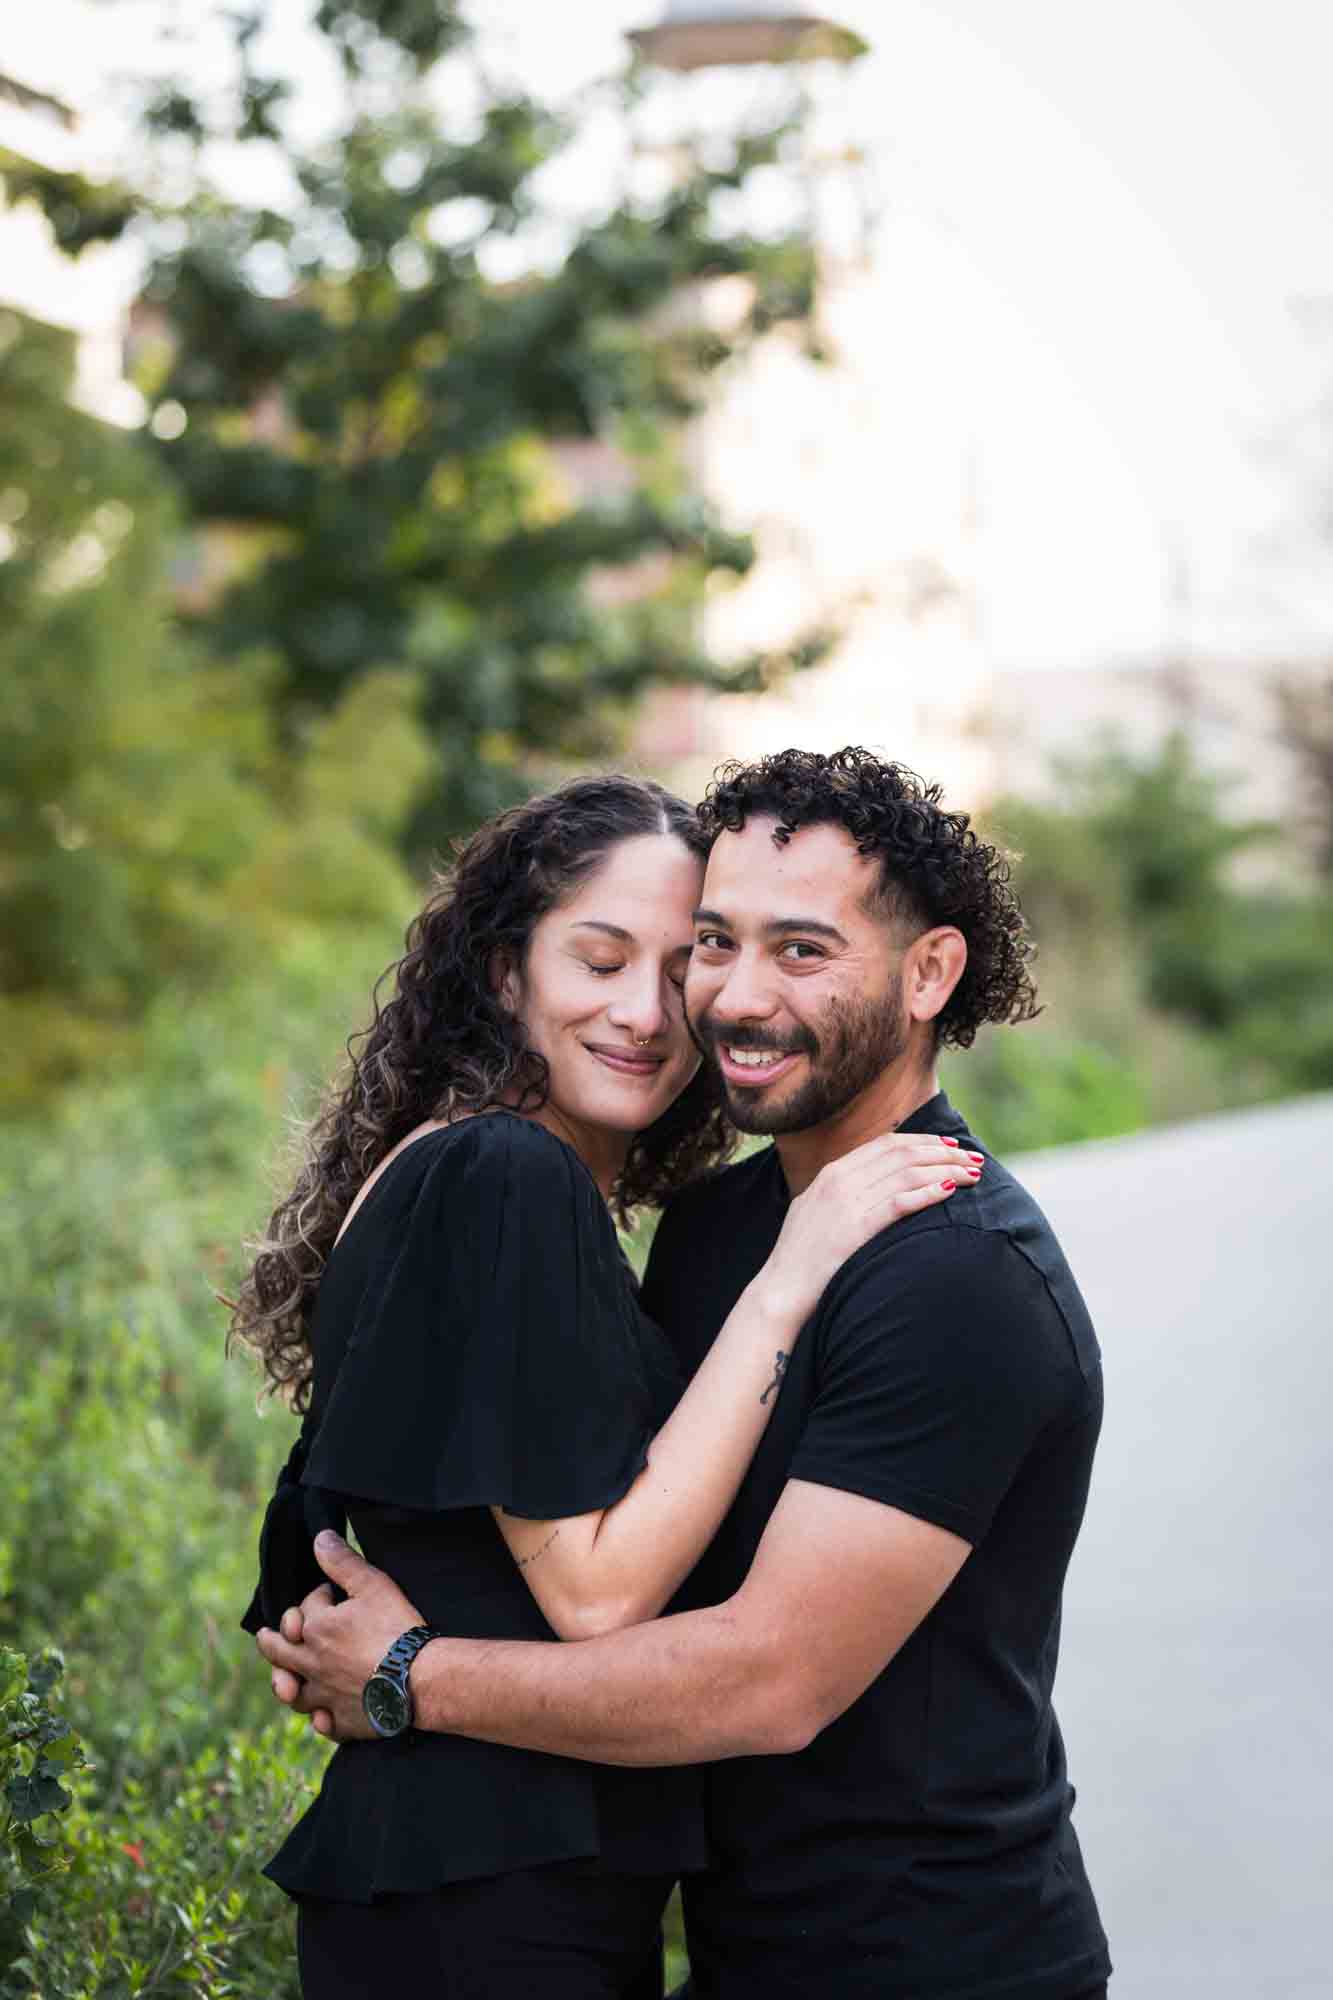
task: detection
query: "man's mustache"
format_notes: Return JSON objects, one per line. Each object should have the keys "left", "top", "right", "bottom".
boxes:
{"left": 687, "top": 1011, "right": 818, "bottom": 1063}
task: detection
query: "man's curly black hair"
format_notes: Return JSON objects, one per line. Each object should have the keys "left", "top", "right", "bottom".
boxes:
{"left": 696, "top": 746, "right": 1039, "bottom": 1051}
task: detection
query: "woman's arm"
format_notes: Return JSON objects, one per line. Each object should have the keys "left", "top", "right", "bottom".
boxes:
{"left": 492, "top": 1131, "right": 974, "bottom": 1638}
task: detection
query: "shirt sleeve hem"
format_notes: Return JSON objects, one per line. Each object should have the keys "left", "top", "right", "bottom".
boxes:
{"left": 787, "top": 1459, "right": 985, "bottom": 1545}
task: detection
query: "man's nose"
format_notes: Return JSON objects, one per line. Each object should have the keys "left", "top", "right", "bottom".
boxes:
{"left": 708, "top": 953, "right": 779, "bottom": 1024}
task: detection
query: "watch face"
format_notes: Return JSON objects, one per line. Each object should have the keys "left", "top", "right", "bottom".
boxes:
{"left": 363, "top": 1672, "right": 410, "bottom": 1737}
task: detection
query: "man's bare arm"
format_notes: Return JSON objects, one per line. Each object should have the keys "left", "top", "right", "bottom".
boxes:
{"left": 257, "top": 1484, "right": 969, "bottom": 1762}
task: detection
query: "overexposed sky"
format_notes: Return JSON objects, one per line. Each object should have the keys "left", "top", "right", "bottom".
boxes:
{"left": 7, "top": 0, "right": 1333, "bottom": 666}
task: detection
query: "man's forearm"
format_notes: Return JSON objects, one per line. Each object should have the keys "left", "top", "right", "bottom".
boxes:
{"left": 410, "top": 1596, "right": 807, "bottom": 1766}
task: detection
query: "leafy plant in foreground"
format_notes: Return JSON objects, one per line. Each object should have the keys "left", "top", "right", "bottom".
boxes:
{"left": 1, "top": 1649, "right": 86, "bottom": 1965}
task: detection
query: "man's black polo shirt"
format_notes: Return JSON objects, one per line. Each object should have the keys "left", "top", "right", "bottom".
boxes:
{"left": 641, "top": 1092, "right": 1111, "bottom": 2000}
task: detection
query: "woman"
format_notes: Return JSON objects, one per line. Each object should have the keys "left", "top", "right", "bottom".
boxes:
{"left": 233, "top": 773, "right": 967, "bottom": 1999}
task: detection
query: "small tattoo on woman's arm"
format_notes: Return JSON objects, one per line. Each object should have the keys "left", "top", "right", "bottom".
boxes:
{"left": 516, "top": 1528, "right": 561, "bottom": 1568}
{"left": 760, "top": 1351, "right": 789, "bottom": 1405}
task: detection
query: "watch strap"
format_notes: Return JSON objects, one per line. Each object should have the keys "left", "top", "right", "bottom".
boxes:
{"left": 376, "top": 1624, "right": 442, "bottom": 1685}
{"left": 363, "top": 1624, "right": 444, "bottom": 1737}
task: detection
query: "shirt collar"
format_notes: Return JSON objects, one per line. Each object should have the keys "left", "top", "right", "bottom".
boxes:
{"left": 761, "top": 1088, "right": 972, "bottom": 1211}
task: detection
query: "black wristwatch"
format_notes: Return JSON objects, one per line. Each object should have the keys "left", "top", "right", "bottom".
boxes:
{"left": 361, "top": 1624, "right": 443, "bottom": 1739}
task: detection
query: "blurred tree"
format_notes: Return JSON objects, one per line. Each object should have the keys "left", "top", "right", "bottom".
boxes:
{"left": 983, "top": 732, "right": 1333, "bottom": 1112}
{"left": 1064, "top": 732, "right": 1273, "bottom": 1030}
{"left": 19, "top": 0, "right": 826, "bottom": 855}
{"left": 1258, "top": 300, "right": 1333, "bottom": 880}
{"left": 1271, "top": 664, "right": 1333, "bottom": 877}
{"left": 0, "top": 309, "right": 428, "bottom": 1107}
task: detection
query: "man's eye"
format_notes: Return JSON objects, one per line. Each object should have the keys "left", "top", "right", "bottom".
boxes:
{"left": 695, "top": 932, "right": 730, "bottom": 951}
{"left": 586, "top": 963, "right": 624, "bottom": 977}
{"left": 779, "top": 941, "right": 823, "bottom": 962}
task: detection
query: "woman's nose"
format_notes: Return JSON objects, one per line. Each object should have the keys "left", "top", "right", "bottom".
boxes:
{"left": 607, "top": 971, "right": 672, "bottom": 1042}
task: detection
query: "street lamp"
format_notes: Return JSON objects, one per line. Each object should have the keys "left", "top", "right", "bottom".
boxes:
{"left": 628, "top": 2, "right": 866, "bottom": 72}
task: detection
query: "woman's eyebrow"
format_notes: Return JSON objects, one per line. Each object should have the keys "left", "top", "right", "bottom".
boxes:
{"left": 570, "top": 921, "right": 633, "bottom": 942}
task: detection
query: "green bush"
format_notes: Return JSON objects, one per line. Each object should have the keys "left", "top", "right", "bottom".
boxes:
{"left": 2, "top": 1724, "right": 311, "bottom": 1998}
{"left": 946, "top": 1030, "right": 1146, "bottom": 1156}
{"left": 1, "top": 1646, "right": 87, "bottom": 1971}
{"left": 973, "top": 733, "right": 1333, "bottom": 1141}
{"left": 0, "top": 939, "right": 401, "bottom": 1991}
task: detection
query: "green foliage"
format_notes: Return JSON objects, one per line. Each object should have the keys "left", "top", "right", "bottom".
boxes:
{"left": 0, "top": 161, "right": 136, "bottom": 258}
{"left": 1, "top": 0, "right": 833, "bottom": 1107}
{"left": 2, "top": 1726, "right": 311, "bottom": 1998}
{"left": 20, "top": 0, "right": 824, "bottom": 852}
{"left": 0, "top": 308, "right": 428, "bottom": 1108}
{"left": 947, "top": 1030, "right": 1147, "bottom": 1157}
{"left": 0, "top": 937, "right": 405, "bottom": 1990}
{"left": 1, "top": 1646, "right": 88, "bottom": 1959}
{"left": 1214, "top": 887, "right": 1333, "bottom": 1094}
{"left": 1069, "top": 733, "right": 1273, "bottom": 1027}
{"left": 953, "top": 732, "right": 1333, "bottom": 1151}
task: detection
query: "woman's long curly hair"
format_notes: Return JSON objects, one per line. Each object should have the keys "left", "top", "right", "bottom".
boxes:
{"left": 230, "top": 773, "right": 733, "bottom": 1409}
{"left": 698, "top": 746, "right": 1039, "bottom": 1049}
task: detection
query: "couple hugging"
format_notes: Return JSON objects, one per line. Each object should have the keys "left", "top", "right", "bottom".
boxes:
{"left": 240, "top": 745, "right": 1111, "bottom": 2000}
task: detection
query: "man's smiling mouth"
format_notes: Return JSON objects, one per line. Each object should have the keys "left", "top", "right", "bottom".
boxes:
{"left": 715, "top": 1043, "right": 805, "bottom": 1086}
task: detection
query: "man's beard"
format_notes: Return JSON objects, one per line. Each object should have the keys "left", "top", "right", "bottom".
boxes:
{"left": 690, "top": 984, "right": 909, "bottom": 1135}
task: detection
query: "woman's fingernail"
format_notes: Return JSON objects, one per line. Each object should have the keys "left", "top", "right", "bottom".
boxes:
{"left": 941, "top": 1135, "right": 959, "bottom": 1147}
{"left": 940, "top": 1180, "right": 956, "bottom": 1192}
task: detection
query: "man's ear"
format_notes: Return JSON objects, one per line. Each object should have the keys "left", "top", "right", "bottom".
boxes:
{"left": 904, "top": 926, "right": 967, "bottom": 1026}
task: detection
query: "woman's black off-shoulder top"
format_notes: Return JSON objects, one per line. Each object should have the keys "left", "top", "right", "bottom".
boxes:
{"left": 241, "top": 1113, "right": 706, "bottom": 1903}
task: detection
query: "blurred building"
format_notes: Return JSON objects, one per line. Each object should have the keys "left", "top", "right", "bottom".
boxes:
{"left": 621, "top": 7, "right": 999, "bottom": 804}
{"left": 622, "top": 7, "right": 1314, "bottom": 835}
{"left": 988, "top": 650, "right": 1328, "bottom": 875}
{"left": 0, "top": 66, "right": 137, "bottom": 421}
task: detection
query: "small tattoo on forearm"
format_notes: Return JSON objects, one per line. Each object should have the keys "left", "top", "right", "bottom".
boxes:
{"left": 516, "top": 1528, "right": 561, "bottom": 1568}
{"left": 760, "top": 1351, "right": 789, "bottom": 1405}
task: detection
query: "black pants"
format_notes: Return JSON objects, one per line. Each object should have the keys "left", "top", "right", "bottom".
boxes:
{"left": 669, "top": 1984, "right": 1108, "bottom": 1999}
{"left": 296, "top": 1859, "right": 670, "bottom": 1999}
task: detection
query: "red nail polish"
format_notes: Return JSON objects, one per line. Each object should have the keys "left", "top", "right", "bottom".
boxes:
{"left": 941, "top": 1136, "right": 959, "bottom": 1146}
{"left": 940, "top": 1180, "right": 956, "bottom": 1192}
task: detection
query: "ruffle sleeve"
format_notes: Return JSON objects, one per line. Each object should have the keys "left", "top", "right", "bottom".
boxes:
{"left": 239, "top": 1431, "right": 346, "bottom": 1636}
{"left": 301, "top": 1114, "right": 657, "bottom": 1521}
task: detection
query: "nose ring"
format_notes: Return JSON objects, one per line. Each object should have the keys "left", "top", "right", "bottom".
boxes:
{"left": 635, "top": 1037, "right": 651, "bottom": 1048}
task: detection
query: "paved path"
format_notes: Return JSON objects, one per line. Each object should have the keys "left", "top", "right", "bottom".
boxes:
{"left": 1013, "top": 1093, "right": 1333, "bottom": 1999}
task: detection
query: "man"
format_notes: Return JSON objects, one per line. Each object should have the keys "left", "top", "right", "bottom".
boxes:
{"left": 260, "top": 746, "right": 1112, "bottom": 2000}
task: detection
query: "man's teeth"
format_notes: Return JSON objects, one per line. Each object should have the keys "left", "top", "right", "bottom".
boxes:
{"left": 727, "top": 1047, "right": 788, "bottom": 1068}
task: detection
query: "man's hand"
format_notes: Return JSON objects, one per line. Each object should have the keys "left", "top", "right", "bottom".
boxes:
{"left": 256, "top": 1531, "right": 425, "bottom": 1741}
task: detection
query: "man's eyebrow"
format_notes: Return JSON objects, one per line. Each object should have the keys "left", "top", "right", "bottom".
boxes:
{"left": 692, "top": 909, "right": 849, "bottom": 946}
{"left": 765, "top": 916, "right": 848, "bottom": 945}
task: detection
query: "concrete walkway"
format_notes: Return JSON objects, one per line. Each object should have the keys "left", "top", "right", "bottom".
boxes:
{"left": 1013, "top": 1094, "right": 1332, "bottom": 1999}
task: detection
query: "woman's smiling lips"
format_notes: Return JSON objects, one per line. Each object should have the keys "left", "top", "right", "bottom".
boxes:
{"left": 581, "top": 1041, "right": 667, "bottom": 1078}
